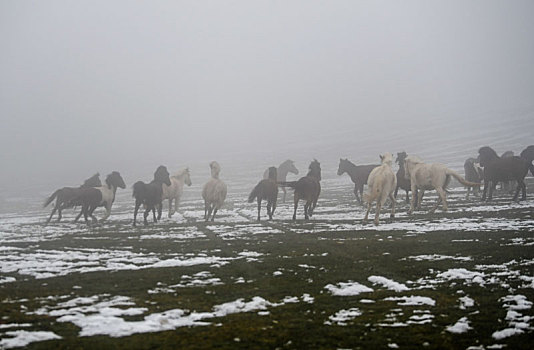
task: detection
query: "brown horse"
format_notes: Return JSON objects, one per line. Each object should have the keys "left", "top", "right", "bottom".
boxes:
{"left": 43, "top": 173, "right": 101, "bottom": 224}
{"left": 337, "top": 158, "right": 378, "bottom": 204}
{"left": 520, "top": 145, "right": 534, "bottom": 176}
{"left": 478, "top": 146, "right": 529, "bottom": 202}
{"left": 279, "top": 159, "right": 321, "bottom": 220}
{"left": 394, "top": 152, "right": 413, "bottom": 204}
{"left": 133, "top": 166, "right": 172, "bottom": 226}
{"left": 249, "top": 167, "right": 278, "bottom": 221}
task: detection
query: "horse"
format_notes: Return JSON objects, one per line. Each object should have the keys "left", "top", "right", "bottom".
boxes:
{"left": 337, "top": 158, "right": 379, "bottom": 204}
{"left": 133, "top": 166, "right": 172, "bottom": 226}
{"left": 500, "top": 151, "right": 516, "bottom": 192}
{"left": 520, "top": 145, "right": 534, "bottom": 176}
{"left": 202, "top": 161, "right": 227, "bottom": 222}
{"left": 43, "top": 173, "right": 101, "bottom": 224}
{"left": 279, "top": 159, "right": 321, "bottom": 220}
{"left": 263, "top": 160, "right": 298, "bottom": 202}
{"left": 72, "top": 171, "right": 126, "bottom": 224}
{"left": 464, "top": 157, "right": 484, "bottom": 199}
{"left": 363, "top": 153, "right": 397, "bottom": 225}
{"left": 404, "top": 156, "right": 480, "bottom": 214}
{"left": 478, "top": 146, "right": 529, "bottom": 202}
{"left": 162, "top": 168, "right": 192, "bottom": 218}
{"left": 394, "top": 151, "right": 412, "bottom": 204}
{"left": 249, "top": 167, "right": 278, "bottom": 221}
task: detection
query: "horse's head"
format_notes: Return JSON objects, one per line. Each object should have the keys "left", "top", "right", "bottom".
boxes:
{"left": 379, "top": 153, "right": 393, "bottom": 166}
{"left": 337, "top": 158, "right": 349, "bottom": 176}
{"left": 396, "top": 151, "right": 407, "bottom": 165}
{"left": 107, "top": 171, "right": 126, "bottom": 189}
{"left": 82, "top": 173, "right": 102, "bottom": 188}
{"left": 308, "top": 159, "right": 321, "bottom": 181}
{"left": 520, "top": 145, "right": 534, "bottom": 163}
{"left": 287, "top": 160, "right": 298, "bottom": 175}
{"left": 155, "top": 165, "right": 171, "bottom": 186}
{"left": 267, "top": 166, "right": 277, "bottom": 180}
{"left": 478, "top": 146, "right": 499, "bottom": 167}
{"left": 183, "top": 168, "right": 192, "bottom": 186}
{"left": 210, "top": 161, "right": 221, "bottom": 179}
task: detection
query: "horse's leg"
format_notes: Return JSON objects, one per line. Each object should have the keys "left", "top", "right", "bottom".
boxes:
{"left": 304, "top": 201, "right": 310, "bottom": 220}
{"left": 153, "top": 206, "right": 158, "bottom": 223}
{"left": 512, "top": 180, "right": 522, "bottom": 202}
{"left": 157, "top": 203, "right": 162, "bottom": 220}
{"left": 168, "top": 198, "right": 173, "bottom": 218}
{"left": 133, "top": 200, "right": 141, "bottom": 226}
{"left": 363, "top": 200, "right": 372, "bottom": 223}
{"left": 405, "top": 190, "right": 410, "bottom": 204}
{"left": 143, "top": 207, "right": 150, "bottom": 225}
{"left": 394, "top": 185, "right": 399, "bottom": 199}
{"left": 408, "top": 185, "right": 417, "bottom": 214}
{"left": 56, "top": 204, "right": 63, "bottom": 222}
{"left": 267, "top": 201, "right": 273, "bottom": 220}
{"left": 257, "top": 197, "right": 262, "bottom": 221}
{"left": 389, "top": 192, "right": 396, "bottom": 219}
{"left": 521, "top": 180, "right": 527, "bottom": 201}
{"left": 416, "top": 190, "right": 424, "bottom": 210}
{"left": 488, "top": 180, "right": 494, "bottom": 201}
{"left": 282, "top": 187, "right": 287, "bottom": 203}
{"left": 89, "top": 205, "right": 98, "bottom": 223}
{"left": 436, "top": 187, "right": 448, "bottom": 212}
{"left": 46, "top": 205, "right": 58, "bottom": 224}
{"left": 207, "top": 204, "right": 214, "bottom": 222}
{"left": 292, "top": 195, "right": 299, "bottom": 220}
{"left": 212, "top": 206, "right": 218, "bottom": 222}
{"left": 101, "top": 203, "right": 111, "bottom": 221}
{"left": 481, "top": 179, "right": 488, "bottom": 201}
{"left": 353, "top": 184, "right": 360, "bottom": 203}
{"left": 374, "top": 201, "right": 381, "bottom": 226}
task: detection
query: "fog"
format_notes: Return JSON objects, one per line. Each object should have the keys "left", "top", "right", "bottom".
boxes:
{"left": 1, "top": 0, "right": 534, "bottom": 195}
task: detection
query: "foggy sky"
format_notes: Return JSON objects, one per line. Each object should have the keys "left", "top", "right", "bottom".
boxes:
{"left": 1, "top": 0, "right": 534, "bottom": 190}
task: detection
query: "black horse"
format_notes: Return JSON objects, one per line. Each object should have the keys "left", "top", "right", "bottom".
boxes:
{"left": 43, "top": 173, "right": 101, "bottom": 224}
{"left": 73, "top": 171, "right": 126, "bottom": 224}
{"left": 464, "top": 157, "right": 484, "bottom": 199}
{"left": 520, "top": 145, "right": 534, "bottom": 176}
{"left": 337, "top": 158, "right": 378, "bottom": 204}
{"left": 248, "top": 167, "right": 278, "bottom": 221}
{"left": 279, "top": 159, "right": 321, "bottom": 220}
{"left": 133, "top": 165, "right": 171, "bottom": 226}
{"left": 478, "top": 146, "right": 529, "bottom": 201}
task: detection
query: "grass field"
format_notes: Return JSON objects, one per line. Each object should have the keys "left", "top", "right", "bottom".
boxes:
{"left": 1, "top": 176, "right": 533, "bottom": 349}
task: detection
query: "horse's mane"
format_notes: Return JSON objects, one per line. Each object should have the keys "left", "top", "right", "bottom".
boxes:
{"left": 280, "top": 159, "right": 294, "bottom": 168}
{"left": 172, "top": 168, "right": 189, "bottom": 179}
{"left": 405, "top": 155, "right": 423, "bottom": 164}
{"left": 478, "top": 146, "right": 499, "bottom": 158}
{"left": 340, "top": 158, "right": 356, "bottom": 167}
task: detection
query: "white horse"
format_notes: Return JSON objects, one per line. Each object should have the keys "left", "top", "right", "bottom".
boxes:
{"left": 202, "top": 161, "right": 227, "bottom": 221}
{"left": 162, "top": 168, "right": 192, "bottom": 218}
{"left": 363, "top": 153, "right": 396, "bottom": 225}
{"left": 404, "top": 155, "right": 479, "bottom": 214}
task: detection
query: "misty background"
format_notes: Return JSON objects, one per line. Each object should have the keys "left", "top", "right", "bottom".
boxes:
{"left": 1, "top": 0, "right": 533, "bottom": 204}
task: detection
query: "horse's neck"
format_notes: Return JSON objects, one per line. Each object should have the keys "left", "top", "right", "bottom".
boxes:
{"left": 345, "top": 163, "right": 359, "bottom": 180}
{"left": 277, "top": 167, "right": 290, "bottom": 180}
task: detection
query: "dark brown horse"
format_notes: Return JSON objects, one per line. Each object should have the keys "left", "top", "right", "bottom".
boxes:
{"left": 133, "top": 166, "right": 171, "bottom": 226}
{"left": 394, "top": 152, "right": 412, "bottom": 203}
{"left": 337, "top": 158, "right": 378, "bottom": 204}
{"left": 43, "top": 173, "right": 101, "bottom": 224}
{"left": 279, "top": 159, "right": 321, "bottom": 220}
{"left": 249, "top": 167, "right": 278, "bottom": 221}
{"left": 478, "top": 146, "right": 529, "bottom": 201}
{"left": 73, "top": 171, "right": 126, "bottom": 224}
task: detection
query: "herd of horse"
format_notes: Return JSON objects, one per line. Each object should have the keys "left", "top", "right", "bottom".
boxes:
{"left": 43, "top": 145, "right": 534, "bottom": 226}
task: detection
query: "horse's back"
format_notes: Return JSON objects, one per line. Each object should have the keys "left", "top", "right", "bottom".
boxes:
{"left": 294, "top": 176, "right": 320, "bottom": 200}
{"left": 485, "top": 157, "right": 528, "bottom": 181}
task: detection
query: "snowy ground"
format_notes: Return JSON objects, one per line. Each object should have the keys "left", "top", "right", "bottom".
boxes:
{"left": 0, "top": 174, "right": 533, "bottom": 349}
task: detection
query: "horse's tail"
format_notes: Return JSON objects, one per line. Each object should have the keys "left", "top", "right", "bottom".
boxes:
{"left": 446, "top": 169, "right": 480, "bottom": 188}
{"left": 248, "top": 183, "right": 262, "bottom": 203}
{"left": 278, "top": 181, "right": 297, "bottom": 189}
{"left": 363, "top": 175, "right": 383, "bottom": 204}
{"left": 43, "top": 189, "right": 60, "bottom": 208}
{"left": 132, "top": 181, "right": 145, "bottom": 199}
